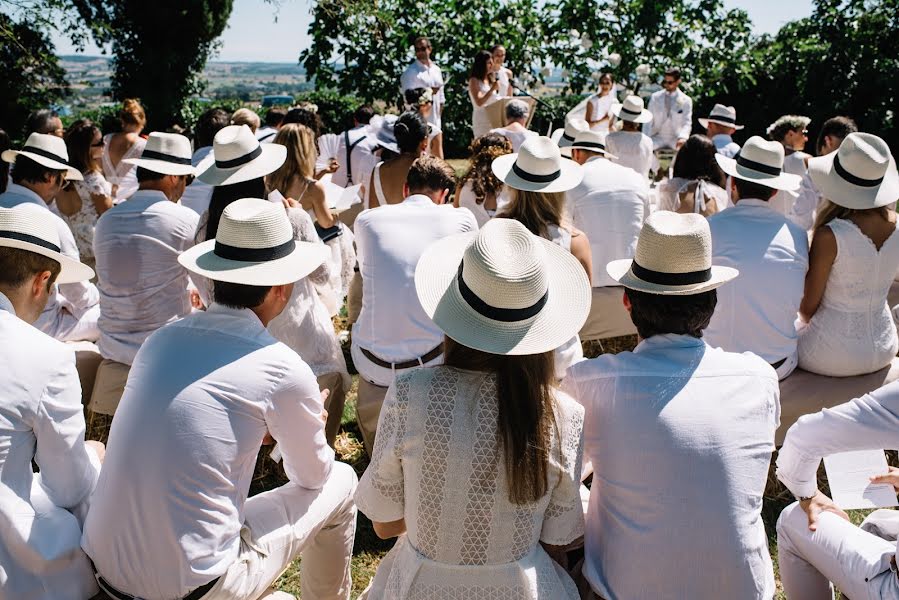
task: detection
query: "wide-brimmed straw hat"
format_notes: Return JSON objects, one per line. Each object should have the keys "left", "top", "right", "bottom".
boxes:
{"left": 715, "top": 136, "right": 802, "bottom": 191}
{"left": 492, "top": 136, "right": 583, "bottom": 193}
{"left": 1, "top": 133, "right": 82, "bottom": 181}
{"left": 0, "top": 204, "right": 93, "bottom": 283}
{"left": 698, "top": 104, "right": 744, "bottom": 131}
{"left": 123, "top": 132, "right": 195, "bottom": 176}
{"left": 610, "top": 95, "right": 653, "bottom": 124}
{"left": 415, "top": 218, "right": 590, "bottom": 355}
{"left": 808, "top": 132, "right": 899, "bottom": 210}
{"left": 560, "top": 130, "right": 617, "bottom": 159}
{"left": 196, "top": 125, "right": 287, "bottom": 186}
{"left": 372, "top": 115, "right": 400, "bottom": 154}
{"left": 607, "top": 211, "right": 738, "bottom": 295}
{"left": 178, "top": 198, "right": 329, "bottom": 285}
{"left": 551, "top": 116, "right": 588, "bottom": 148}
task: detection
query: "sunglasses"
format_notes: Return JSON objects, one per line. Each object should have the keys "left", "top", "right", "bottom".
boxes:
{"left": 662, "top": 79, "right": 677, "bottom": 85}
{"left": 414, "top": 45, "right": 430, "bottom": 51}
{"left": 181, "top": 174, "right": 195, "bottom": 186}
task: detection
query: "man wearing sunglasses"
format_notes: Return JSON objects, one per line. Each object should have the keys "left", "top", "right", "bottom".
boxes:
{"left": 90, "top": 132, "right": 199, "bottom": 416}
{"left": 400, "top": 36, "right": 446, "bottom": 158}
{"left": 644, "top": 67, "right": 693, "bottom": 151}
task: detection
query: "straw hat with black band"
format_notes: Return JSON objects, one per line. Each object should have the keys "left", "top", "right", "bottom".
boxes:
{"left": 610, "top": 95, "right": 653, "bottom": 124}
{"left": 0, "top": 204, "right": 94, "bottom": 283}
{"left": 492, "top": 135, "right": 583, "bottom": 193}
{"left": 560, "top": 130, "right": 617, "bottom": 159}
{"left": 715, "top": 136, "right": 802, "bottom": 192}
{"left": 807, "top": 132, "right": 899, "bottom": 210}
{"left": 196, "top": 125, "right": 287, "bottom": 186}
{"left": 551, "top": 117, "right": 588, "bottom": 148}
{"left": 698, "top": 104, "right": 743, "bottom": 131}
{"left": 1, "top": 133, "right": 83, "bottom": 181}
{"left": 122, "top": 132, "right": 196, "bottom": 176}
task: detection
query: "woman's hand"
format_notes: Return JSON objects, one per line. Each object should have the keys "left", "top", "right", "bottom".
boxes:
{"left": 870, "top": 466, "right": 899, "bottom": 493}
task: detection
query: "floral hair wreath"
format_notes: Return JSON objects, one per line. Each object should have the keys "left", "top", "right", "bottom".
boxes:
{"left": 417, "top": 88, "right": 434, "bottom": 106}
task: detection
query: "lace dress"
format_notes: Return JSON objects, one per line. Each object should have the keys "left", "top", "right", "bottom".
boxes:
{"left": 798, "top": 218, "right": 899, "bottom": 376}
{"left": 356, "top": 367, "right": 585, "bottom": 599}
{"left": 101, "top": 134, "right": 146, "bottom": 202}
{"left": 470, "top": 80, "right": 500, "bottom": 138}
{"left": 63, "top": 170, "right": 112, "bottom": 263}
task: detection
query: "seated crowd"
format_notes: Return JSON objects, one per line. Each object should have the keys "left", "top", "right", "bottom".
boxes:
{"left": 2, "top": 57, "right": 899, "bottom": 600}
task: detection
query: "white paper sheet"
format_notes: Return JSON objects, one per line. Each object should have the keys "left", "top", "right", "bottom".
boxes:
{"left": 823, "top": 450, "right": 899, "bottom": 509}
{"left": 323, "top": 181, "right": 362, "bottom": 211}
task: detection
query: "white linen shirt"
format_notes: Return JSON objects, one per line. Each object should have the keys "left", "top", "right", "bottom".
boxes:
{"left": 643, "top": 88, "right": 693, "bottom": 149}
{"left": 0, "top": 292, "right": 102, "bottom": 600}
{"left": 564, "top": 334, "right": 779, "bottom": 600}
{"left": 605, "top": 130, "right": 656, "bottom": 179}
{"left": 93, "top": 189, "right": 199, "bottom": 365}
{"left": 81, "top": 304, "right": 332, "bottom": 599}
{"left": 401, "top": 60, "right": 445, "bottom": 126}
{"left": 787, "top": 171, "right": 822, "bottom": 231}
{"left": 566, "top": 156, "right": 650, "bottom": 287}
{"left": 705, "top": 198, "right": 809, "bottom": 368}
{"left": 179, "top": 146, "right": 214, "bottom": 215}
{"left": 0, "top": 184, "right": 99, "bottom": 339}
{"left": 332, "top": 125, "right": 380, "bottom": 188}
{"left": 489, "top": 126, "right": 538, "bottom": 152}
{"left": 712, "top": 133, "right": 741, "bottom": 158}
{"left": 351, "top": 195, "right": 477, "bottom": 386}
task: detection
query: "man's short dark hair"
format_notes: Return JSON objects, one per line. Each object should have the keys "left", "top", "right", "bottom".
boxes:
{"left": 10, "top": 155, "right": 63, "bottom": 185}
{"left": 0, "top": 247, "right": 61, "bottom": 292}
{"left": 664, "top": 68, "right": 681, "bottom": 80}
{"left": 136, "top": 166, "right": 168, "bottom": 184}
{"left": 25, "top": 109, "right": 60, "bottom": 136}
{"left": 265, "top": 108, "right": 287, "bottom": 128}
{"left": 626, "top": 288, "right": 717, "bottom": 339}
{"left": 406, "top": 156, "right": 455, "bottom": 196}
{"left": 816, "top": 116, "right": 858, "bottom": 154}
{"left": 733, "top": 176, "right": 777, "bottom": 201}
{"left": 194, "top": 107, "right": 231, "bottom": 149}
{"left": 213, "top": 280, "right": 272, "bottom": 309}
{"left": 353, "top": 105, "right": 375, "bottom": 125}
{"left": 413, "top": 36, "right": 430, "bottom": 48}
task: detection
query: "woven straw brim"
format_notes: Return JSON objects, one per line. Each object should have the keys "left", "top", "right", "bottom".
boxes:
{"left": 606, "top": 259, "right": 738, "bottom": 296}
{"left": 808, "top": 152, "right": 899, "bottom": 210}
{"left": 610, "top": 105, "right": 653, "bottom": 124}
{"left": 1, "top": 149, "right": 83, "bottom": 181}
{"left": 122, "top": 157, "right": 196, "bottom": 176}
{"left": 715, "top": 154, "right": 802, "bottom": 192}
{"left": 195, "top": 144, "right": 287, "bottom": 186}
{"left": 698, "top": 118, "right": 744, "bottom": 131}
{"left": 491, "top": 153, "right": 583, "bottom": 193}
{"left": 178, "top": 239, "right": 329, "bottom": 286}
{"left": 0, "top": 237, "right": 94, "bottom": 283}
{"left": 415, "top": 232, "right": 591, "bottom": 355}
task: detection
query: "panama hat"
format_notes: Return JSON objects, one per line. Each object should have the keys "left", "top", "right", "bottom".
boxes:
{"left": 492, "top": 136, "right": 583, "bottom": 193}
{"left": 196, "top": 125, "right": 287, "bottom": 186}
{"left": 610, "top": 95, "right": 653, "bottom": 124}
{"left": 715, "top": 136, "right": 802, "bottom": 191}
{"left": 0, "top": 204, "right": 93, "bottom": 283}
{"left": 607, "top": 211, "right": 738, "bottom": 295}
{"left": 699, "top": 104, "right": 743, "bottom": 131}
{"left": 122, "top": 132, "right": 195, "bottom": 176}
{"left": 560, "top": 129, "right": 617, "bottom": 159}
{"left": 415, "top": 218, "right": 590, "bottom": 355}
{"left": 178, "top": 198, "right": 329, "bottom": 285}
{"left": 807, "top": 132, "right": 899, "bottom": 210}
{"left": 373, "top": 114, "right": 400, "bottom": 154}
{"left": 1, "top": 133, "right": 82, "bottom": 181}
{"left": 551, "top": 116, "right": 588, "bottom": 148}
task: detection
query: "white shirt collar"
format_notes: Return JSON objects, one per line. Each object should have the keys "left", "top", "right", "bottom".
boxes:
{"left": 665, "top": 89, "right": 679, "bottom": 97}
{"left": 402, "top": 194, "right": 435, "bottom": 206}
{"left": 5, "top": 183, "right": 46, "bottom": 206}
{"left": 128, "top": 189, "right": 171, "bottom": 204}
{"left": 634, "top": 333, "right": 705, "bottom": 353}
{"left": 0, "top": 291, "right": 14, "bottom": 316}
{"left": 584, "top": 156, "right": 607, "bottom": 165}
{"left": 416, "top": 59, "right": 433, "bottom": 69}
{"left": 734, "top": 197, "right": 774, "bottom": 209}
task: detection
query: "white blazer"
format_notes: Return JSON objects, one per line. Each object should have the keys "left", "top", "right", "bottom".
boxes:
{"left": 643, "top": 88, "right": 693, "bottom": 149}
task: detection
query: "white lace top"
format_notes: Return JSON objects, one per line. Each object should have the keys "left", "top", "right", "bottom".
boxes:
{"left": 356, "top": 367, "right": 584, "bottom": 599}
{"left": 799, "top": 218, "right": 899, "bottom": 376}
{"left": 101, "top": 134, "right": 146, "bottom": 202}
{"left": 64, "top": 170, "right": 111, "bottom": 261}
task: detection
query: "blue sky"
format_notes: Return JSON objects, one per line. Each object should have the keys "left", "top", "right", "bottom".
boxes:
{"left": 51, "top": 0, "right": 815, "bottom": 62}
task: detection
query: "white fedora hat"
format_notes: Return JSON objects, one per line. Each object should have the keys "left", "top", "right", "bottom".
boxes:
{"left": 0, "top": 204, "right": 93, "bottom": 283}
{"left": 560, "top": 129, "right": 617, "bottom": 159}
{"left": 373, "top": 114, "right": 400, "bottom": 154}
{"left": 415, "top": 218, "right": 590, "bottom": 355}
{"left": 492, "top": 136, "right": 583, "bottom": 193}
{"left": 551, "top": 116, "right": 588, "bottom": 148}
{"left": 123, "top": 132, "right": 195, "bottom": 176}
{"left": 607, "top": 211, "right": 738, "bottom": 295}
{"left": 808, "top": 132, "right": 899, "bottom": 210}
{"left": 1, "top": 133, "right": 82, "bottom": 181}
{"left": 715, "top": 136, "right": 802, "bottom": 191}
{"left": 178, "top": 198, "right": 329, "bottom": 286}
{"left": 698, "top": 104, "right": 744, "bottom": 130}
{"left": 610, "top": 95, "right": 653, "bottom": 124}
{"left": 196, "top": 125, "right": 287, "bottom": 186}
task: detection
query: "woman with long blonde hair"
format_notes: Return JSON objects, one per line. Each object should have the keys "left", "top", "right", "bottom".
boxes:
{"left": 268, "top": 123, "right": 335, "bottom": 228}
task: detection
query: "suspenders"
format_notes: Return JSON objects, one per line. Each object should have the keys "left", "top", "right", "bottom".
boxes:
{"left": 344, "top": 130, "right": 366, "bottom": 185}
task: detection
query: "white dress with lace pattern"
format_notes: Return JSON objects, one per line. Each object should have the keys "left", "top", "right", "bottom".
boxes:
{"left": 356, "top": 367, "right": 585, "bottom": 599}
{"left": 798, "top": 218, "right": 899, "bottom": 376}
{"left": 64, "top": 170, "right": 111, "bottom": 261}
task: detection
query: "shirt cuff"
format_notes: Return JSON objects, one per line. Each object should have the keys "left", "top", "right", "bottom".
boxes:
{"left": 776, "top": 448, "right": 820, "bottom": 499}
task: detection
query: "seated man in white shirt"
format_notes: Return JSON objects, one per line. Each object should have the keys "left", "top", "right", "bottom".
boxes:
{"left": 606, "top": 94, "right": 656, "bottom": 179}
{"left": 776, "top": 380, "right": 899, "bottom": 600}
{"left": 180, "top": 107, "right": 230, "bottom": 216}
{"left": 698, "top": 103, "right": 743, "bottom": 158}
{"left": 90, "top": 132, "right": 199, "bottom": 415}
{"left": 704, "top": 136, "right": 807, "bottom": 380}
{"left": 565, "top": 129, "right": 649, "bottom": 341}
{"left": 0, "top": 133, "right": 100, "bottom": 341}
{"left": 256, "top": 107, "right": 286, "bottom": 143}
{"left": 351, "top": 156, "right": 477, "bottom": 452}
{"left": 82, "top": 198, "right": 357, "bottom": 600}
{"left": 489, "top": 99, "right": 538, "bottom": 152}
{"left": 0, "top": 205, "right": 105, "bottom": 600}
{"left": 332, "top": 104, "right": 380, "bottom": 190}
{"left": 564, "top": 211, "right": 780, "bottom": 600}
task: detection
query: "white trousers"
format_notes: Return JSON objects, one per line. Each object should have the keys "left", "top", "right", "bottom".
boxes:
{"left": 776, "top": 502, "right": 899, "bottom": 600}
{"left": 203, "top": 461, "right": 358, "bottom": 600}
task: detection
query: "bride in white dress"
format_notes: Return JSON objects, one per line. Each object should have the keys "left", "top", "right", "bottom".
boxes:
{"left": 468, "top": 50, "right": 501, "bottom": 139}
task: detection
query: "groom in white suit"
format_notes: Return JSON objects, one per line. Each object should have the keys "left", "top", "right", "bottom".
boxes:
{"left": 643, "top": 68, "right": 693, "bottom": 150}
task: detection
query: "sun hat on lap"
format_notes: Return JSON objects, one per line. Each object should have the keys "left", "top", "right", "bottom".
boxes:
{"left": 195, "top": 125, "right": 287, "bottom": 186}
{"left": 415, "top": 218, "right": 591, "bottom": 355}
{"left": 492, "top": 135, "right": 583, "bottom": 193}
{"left": 122, "top": 132, "right": 196, "bottom": 176}
{"left": 715, "top": 135, "right": 802, "bottom": 191}
{"left": 607, "top": 211, "right": 738, "bottom": 295}
{"left": 1, "top": 132, "right": 83, "bottom": 181}
{"left": 178, "top": 197, "right": 329, "bottom": 285}
{"left": 0, "top": 205, "right": 94, "bottom": 283}
{"left": 807, "top": 132, "right": 899, "bottom": 210}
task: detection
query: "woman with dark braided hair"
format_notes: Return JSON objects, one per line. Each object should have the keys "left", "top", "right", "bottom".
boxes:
{"left": 453, "top": 133, "right": 512, "bottom": 227}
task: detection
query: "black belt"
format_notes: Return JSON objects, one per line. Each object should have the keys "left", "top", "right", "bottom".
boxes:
{"left": 93, "top": 562, "right": 219, "bottom": 600}
{"left": 360, "top": 344, "right": 443, "bottom": 370}
{"left": 770, "top": 357, "right": 787, "bottom": 370}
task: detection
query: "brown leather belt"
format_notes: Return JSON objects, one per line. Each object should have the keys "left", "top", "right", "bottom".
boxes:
{"left": 360, "top": 344, "right": 443, "bottom": 370}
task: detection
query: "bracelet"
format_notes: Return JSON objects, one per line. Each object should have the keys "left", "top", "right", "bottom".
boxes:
{"left": 797, "top": 490, "right": 818, "bottom": 502}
